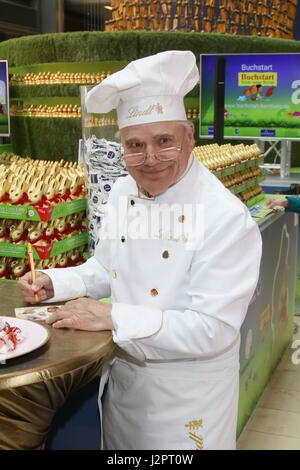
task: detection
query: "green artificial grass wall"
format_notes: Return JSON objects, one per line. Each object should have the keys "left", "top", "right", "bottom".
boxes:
{"left": 138, "top": 31, "right": 300, "bottom": 56}
{"left": 2, "top": 31, "right": 300, "bottom": 67}
{"left": 14, "top": 96, "right": 80, "bottom": 106}
{"left": 1, "top": 31, "right": 300, "bottom": 161}
{"left": 10, "top": 116, "right": 81, "bottom": 162}
{"left": 0, "top": 143, "right": 13, "bottom": 154}
{"left": 10, "top": 84, "right": 81, "bottom": 99}
{"left": 10, "top": 76, "right": 200, "bottom": 100}
{"left": 0, "top": 32, "right": 140, "bottom": 66}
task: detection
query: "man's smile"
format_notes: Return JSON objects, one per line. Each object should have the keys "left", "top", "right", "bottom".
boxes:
{"left": 139, "top": 167, "right": 170, "bottom": 176}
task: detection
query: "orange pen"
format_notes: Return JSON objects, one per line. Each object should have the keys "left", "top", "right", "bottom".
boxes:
{"left": 27, "top": 243, "right": 39, "bottom": 302}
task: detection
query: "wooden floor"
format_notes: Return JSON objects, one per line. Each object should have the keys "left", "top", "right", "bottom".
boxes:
{"left": 237, "top": 316, "right": 300, "bottom": 450}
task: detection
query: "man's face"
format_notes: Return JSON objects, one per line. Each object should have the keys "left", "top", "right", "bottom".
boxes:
{"left": 120, "top": 121, "right": 195, "bottom": 196}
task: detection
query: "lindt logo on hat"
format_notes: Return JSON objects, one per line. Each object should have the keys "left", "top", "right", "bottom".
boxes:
{"left": 126, "top": 103, "right": 164, "bottom": 119}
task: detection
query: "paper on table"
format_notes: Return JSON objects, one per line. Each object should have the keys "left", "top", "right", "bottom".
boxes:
{"left": 15, "top": 305, "right": 62, "bottom": 321}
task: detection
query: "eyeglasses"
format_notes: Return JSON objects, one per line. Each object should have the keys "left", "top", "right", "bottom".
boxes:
{"left": 122, "top": 133, "right": 185, "bottom": 167}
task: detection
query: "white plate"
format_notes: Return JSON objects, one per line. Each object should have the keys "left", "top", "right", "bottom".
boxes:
{"left": 0, "top": 316, "right": 50, "bottom": 362}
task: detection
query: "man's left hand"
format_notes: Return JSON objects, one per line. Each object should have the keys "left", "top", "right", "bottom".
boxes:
{"left": 46, "top": 298, "right": 113, "bottom": 331}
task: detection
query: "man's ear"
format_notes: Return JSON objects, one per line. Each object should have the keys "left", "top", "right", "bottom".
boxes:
{"left": 185, "top": 121, "right": 195, "bottom": 148}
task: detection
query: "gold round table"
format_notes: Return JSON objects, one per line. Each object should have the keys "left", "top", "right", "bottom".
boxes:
{"left": 0, "top": 281, "right": 115, "bottom": 450}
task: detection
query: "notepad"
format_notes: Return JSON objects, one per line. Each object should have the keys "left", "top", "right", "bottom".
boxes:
{"left": 15, "top": 305, "right": 61, "bottom": 321}
{"left": 249, "top": 204, "right": 273, "bottom": 219}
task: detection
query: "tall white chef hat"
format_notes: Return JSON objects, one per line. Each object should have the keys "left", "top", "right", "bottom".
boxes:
{"left": 85, "top": 50, "right": 199, "bottom": 129}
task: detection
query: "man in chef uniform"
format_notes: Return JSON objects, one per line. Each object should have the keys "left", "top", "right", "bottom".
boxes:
{"left": 19, "top": 50, "right": 262, "bottom": 450}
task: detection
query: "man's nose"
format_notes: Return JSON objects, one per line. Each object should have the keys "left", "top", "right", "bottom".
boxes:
{"left": 144, "top": 152, "right": 157, "bottom": 166}
{"left": 144, "top": 143, "right": 158, "bottom": 166}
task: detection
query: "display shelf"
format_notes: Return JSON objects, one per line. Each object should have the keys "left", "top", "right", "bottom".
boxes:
{"left": 246, "top": 194, "right": 265, "bottom": 208}
{"left": 232, "top": 178, "right": 262, "bottom": 195}
{"left": 248, "top": 156, "right": 264, "bottom": 168}
{"left": 0, "top": 231, "right": 88, "bottom": 260}
{"left": 213, "top": 156, "right": 264, "bottom": 179}
{"left": 232, "top": 182, "right": 246, "bottom": 194}
{"left": 0, "top": 198, "right": 86, "bottom": 222}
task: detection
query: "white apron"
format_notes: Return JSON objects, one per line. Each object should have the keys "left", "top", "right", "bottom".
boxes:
{"left": 101, "top": 336, "right": 240, "bottom": 450}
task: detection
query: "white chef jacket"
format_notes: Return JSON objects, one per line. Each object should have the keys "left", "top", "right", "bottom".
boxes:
{"left": 43, "top": 154, "right": 262, "bottom": 450}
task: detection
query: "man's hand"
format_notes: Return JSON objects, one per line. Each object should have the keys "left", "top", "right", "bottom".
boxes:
{"left": 46, "top": 298, "right": 113, "bottom": 331}
{"left": 265, "top": 197, "right": 288, "bottom": 209}
{"left": 18, "top": 271, "right": 54, "bottom": 304}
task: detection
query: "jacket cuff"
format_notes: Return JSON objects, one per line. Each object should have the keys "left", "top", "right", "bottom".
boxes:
{"left": 111, "top": 302, "right": 163, "bottom": 343}
{"left": 38, "top": 268, "right": 87, "bottom": 302}
{"left": 286, "top": 196, "right": 300, "bottom": 213}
